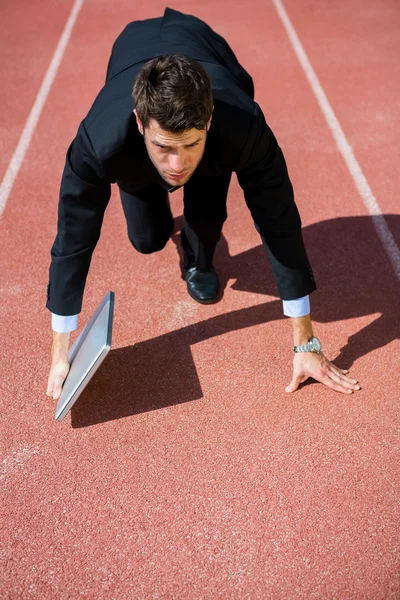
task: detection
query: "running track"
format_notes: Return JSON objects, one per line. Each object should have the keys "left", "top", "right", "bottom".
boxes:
{"left": 1, "top": 0, "right": 399, "bottom": 598}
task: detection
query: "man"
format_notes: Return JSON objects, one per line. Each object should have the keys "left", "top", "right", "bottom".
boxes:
{"left": 46, "top": 8, "right": 360, "bottom": 400}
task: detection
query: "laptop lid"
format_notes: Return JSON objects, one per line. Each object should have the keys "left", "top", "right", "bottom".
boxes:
{"left": 55, "top": 291, "right": 114, "bottom": 421}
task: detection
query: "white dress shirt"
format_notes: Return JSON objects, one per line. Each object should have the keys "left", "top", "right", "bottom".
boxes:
{"left": 51, "top": 295, "right": 310, "bottom": 333}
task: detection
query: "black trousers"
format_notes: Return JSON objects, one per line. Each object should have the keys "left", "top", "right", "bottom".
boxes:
{"left": 119, "top": 173, "right": 232, "bottom": 270}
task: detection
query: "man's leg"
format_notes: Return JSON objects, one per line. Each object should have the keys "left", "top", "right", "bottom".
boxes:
{"left": 182, "top": 173, "right": 232, "bottom": 302}
{"left": 119, "top": 183, "right": 174, "bottom": 254}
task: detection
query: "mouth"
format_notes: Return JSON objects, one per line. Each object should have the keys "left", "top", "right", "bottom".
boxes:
{"left": 166, "top": 171, "right": 190, "bottom": 180}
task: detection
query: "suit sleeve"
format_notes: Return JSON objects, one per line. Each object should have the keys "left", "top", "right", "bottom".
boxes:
{"left": 236, "top": 103, "right": 317, "bottom": 300}
{"left": 46, "top": 121, "right": 111, "bottom": 316}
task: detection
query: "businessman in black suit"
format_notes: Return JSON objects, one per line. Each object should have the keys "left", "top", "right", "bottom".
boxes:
{"left": 46, "top": 8, "right": 360, "bottom": 399}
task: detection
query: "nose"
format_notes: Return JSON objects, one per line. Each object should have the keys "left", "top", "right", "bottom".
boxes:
{"left": 168, "top": 153, "right": 186, "bottom": 174}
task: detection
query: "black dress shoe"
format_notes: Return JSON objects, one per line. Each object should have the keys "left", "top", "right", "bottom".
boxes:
{"left": 185, "top": 265, "right": 220, "bottom": 304}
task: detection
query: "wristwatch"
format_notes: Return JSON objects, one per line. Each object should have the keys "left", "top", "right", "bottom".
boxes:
{"left": 293, "top": 336, "right": 322, "bottom": 353}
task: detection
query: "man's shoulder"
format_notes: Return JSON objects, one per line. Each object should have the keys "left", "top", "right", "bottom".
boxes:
{"left": 212, "top": 93, "right": 259, "bottom": 146}
{"left": 81, "top": 66, "right": 142, "bottom": 164}
{"left": 207, "top": 95, "right": 272, "bottom": 172}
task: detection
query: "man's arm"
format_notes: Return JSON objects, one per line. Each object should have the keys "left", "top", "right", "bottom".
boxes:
{"left": 46, "top": 120, "right": 111, "bottom": 399}
{"left": 236, "top": 103, "right": 360, "bottom": 393}
{"left": 283, "top": 298, "right": 359, "bottom": 393}
{"left": 287, "top": 314, "right": 360, "bottom": 394}
{"left": 236, "top": 102, "right": 316, "bottom": 301}
{"left": 46, "top": 119, "right": 111, "bottom": 316}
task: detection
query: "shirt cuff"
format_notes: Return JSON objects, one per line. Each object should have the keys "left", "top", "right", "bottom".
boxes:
{"left": 51, "top": 313, "right": 79, "bottom": 333}
{"left": 282, "top": 295, "right": 310, "bottom": 318}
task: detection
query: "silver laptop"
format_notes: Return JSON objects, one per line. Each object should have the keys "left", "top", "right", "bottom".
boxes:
{"left": 55, "top": 291, "right": 114, "bottom": 421}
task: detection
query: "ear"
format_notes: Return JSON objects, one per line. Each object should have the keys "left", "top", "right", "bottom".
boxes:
{"left": 207, "top": 106, "right": 214, "bottom": 131}
{"left": 133, "top": 109, "right": 144, "bottom": 135}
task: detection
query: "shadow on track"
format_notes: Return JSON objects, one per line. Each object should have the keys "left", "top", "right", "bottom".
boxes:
{"left": 71, "top": 214, "right": 399, "bottom": 428}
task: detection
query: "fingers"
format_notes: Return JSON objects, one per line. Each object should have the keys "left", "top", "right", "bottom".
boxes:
{"left": 330, "top": 363, "right": 358, "bottom": 384}
{"left": 46, "top": 376, "right": 62, "bottom": 400}
{"left": 287, "top": 353, "right": 361, "bottom": 395}
{"left": 318, "top": 359, "right": 361, "bottom": 394}
{"left": 289, "top": 370, "right": 357, "bottom": 395}
{"left": 46, "top": 362, "right": 70, "bottom": 400}
{"left": 286, "top": 374, "right": 307, "bottom": 393}
{"left": 328, "top": 361, "right": 360, "bottom": 390}
{"left": 46, "top": 378, "right": 62, "bottom": 400}
{"left": 46, "top": 378, "right": 53, "bottom": 398}
{"left": 318, "top": 373, "right": 356, "bottom": 394}
{"left": 325, "top": 371, "right": 359, "bottom": 393}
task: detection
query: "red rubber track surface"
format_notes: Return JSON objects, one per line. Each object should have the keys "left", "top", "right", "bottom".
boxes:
{"left": 1, "top": 1, "right": 399, "bottom": 598}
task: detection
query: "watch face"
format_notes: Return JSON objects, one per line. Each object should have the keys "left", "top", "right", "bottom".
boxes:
{"left": 311, "top": 337, "right": 322, "bottom": 352}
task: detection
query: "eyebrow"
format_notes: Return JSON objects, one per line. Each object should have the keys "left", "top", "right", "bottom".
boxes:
{"left": 151, "top": 137, "right": 203, "bottom": 149}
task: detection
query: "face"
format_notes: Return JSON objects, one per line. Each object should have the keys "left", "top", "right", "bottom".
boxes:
{"left": 134, "top": 111, "right": 211, "bottom": 187}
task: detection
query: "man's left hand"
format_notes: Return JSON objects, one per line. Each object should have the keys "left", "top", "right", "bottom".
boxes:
{"left": 286, "top": 352, "right": 361, "bottom": 394}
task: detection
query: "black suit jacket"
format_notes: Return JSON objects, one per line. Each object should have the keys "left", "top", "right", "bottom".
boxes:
{"left": 47, "top": 7, "right": 316, "bottom": 316}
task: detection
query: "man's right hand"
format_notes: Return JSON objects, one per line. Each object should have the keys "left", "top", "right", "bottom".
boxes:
{"left": 46, "top": 331, "right": 71, "bottom": 400}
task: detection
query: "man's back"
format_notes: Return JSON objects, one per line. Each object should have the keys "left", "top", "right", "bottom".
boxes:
{"left": 106, "top": 8, "right": 254, "bottom": 96}
{"left": 81, "top": 8, "right": 256, "bottom": 182}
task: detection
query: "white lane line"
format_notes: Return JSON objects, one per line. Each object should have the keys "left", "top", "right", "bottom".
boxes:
{"left": 0, "top": 0, "right": 85, "bottom": 218}
{"left": 272, "top": 0, "right": 400, "bottom": 281}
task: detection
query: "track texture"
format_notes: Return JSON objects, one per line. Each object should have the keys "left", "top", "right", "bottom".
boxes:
{"left": 1, "top": 0, "right": 399, "bottom": 598}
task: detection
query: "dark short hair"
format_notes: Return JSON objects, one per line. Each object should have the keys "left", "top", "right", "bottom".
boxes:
{"left": 133, "top": 54, "right": 213, "bottom": 133}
